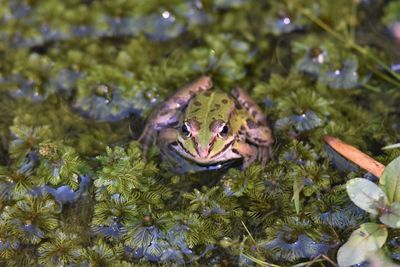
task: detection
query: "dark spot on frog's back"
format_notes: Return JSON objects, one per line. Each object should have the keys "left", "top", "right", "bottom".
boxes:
{"left": 194, "top": 101, "right": 201, "bottom": 106}
{"left": 209, "top": 104, "right": 220, "bottom": 112}
{"left": 235, "top": 102, "right": 243, "bottom": 110}
{"left": 246, "top": 118, "right": 257, "bottom": 129}
{"left": 221, "top": 99, "right": 228, "bottom": 104}
{"left": 203, "top": 91, "right": 212, "bottom": 97}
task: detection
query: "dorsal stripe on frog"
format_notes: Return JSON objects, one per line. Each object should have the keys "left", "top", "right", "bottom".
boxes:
{"left": 185, "top": 91, "right": 236, "bottom": 152}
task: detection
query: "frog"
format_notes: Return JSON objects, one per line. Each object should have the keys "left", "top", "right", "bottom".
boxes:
{"left": 138, "top": 76, "right": 273, "bottom": 172}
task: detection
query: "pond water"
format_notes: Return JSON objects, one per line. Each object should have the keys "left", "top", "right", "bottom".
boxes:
{"left": 0, "top": 0, "right": 400, "bottom": 266}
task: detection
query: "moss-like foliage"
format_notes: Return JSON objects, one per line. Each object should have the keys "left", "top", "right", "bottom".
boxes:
{"left": 0, "top": 0, "right": 400, "bottom": 265}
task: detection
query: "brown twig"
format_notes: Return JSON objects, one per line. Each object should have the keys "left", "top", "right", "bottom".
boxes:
{"left": 324, "top": 135, "right": 385, "bottom": 178}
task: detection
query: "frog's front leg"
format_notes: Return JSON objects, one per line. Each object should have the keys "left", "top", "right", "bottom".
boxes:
{"left": 157, "top": 128, "right": 178, "bottom": 150}
{"left": 233, "top": 141, "right": 258, "bottom": 169}
{"left": 138, "top": 76, "right": 212, "bottom": 154}
{"left": 234, "top": 141, "right": 272, "bottom": 167}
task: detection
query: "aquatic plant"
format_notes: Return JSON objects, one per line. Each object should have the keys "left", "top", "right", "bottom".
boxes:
{"left": 0, "top": 0, "right": 399, "bottom": 266}
{"left": 338, "top": 156, "right": 400, "bottom": 266}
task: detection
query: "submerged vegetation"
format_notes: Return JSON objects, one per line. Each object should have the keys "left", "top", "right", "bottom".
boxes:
{"left": 0, "top": 0, "right": 400, "bottom": 265}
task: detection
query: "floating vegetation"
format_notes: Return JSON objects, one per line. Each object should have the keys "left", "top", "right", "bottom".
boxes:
{"left": 0, "top": 1, "right": 210, "bottom": 48}
{"left": 0, "top": 0, "right": 400, "bottom": 266}
{"left": 293, "top": 38, "right": 362, "bottom": 89}
{"left": 275, "top": 110, "right": 323, "bottom": 132}
{"left": 296, "top": 47, "right": 327, "bottom": 77}
{"left": 265, "top": 11, "right": 304, "bottom": 36}
{"left": 321, "top": 59, "right": 360, "bottom": 89}
{"left": 260, "top": 217, "right": 332, "bottom": 262}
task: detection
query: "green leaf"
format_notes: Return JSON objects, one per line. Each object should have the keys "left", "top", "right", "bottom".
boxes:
{"left": 337, "top": 223, "right": 388, "bottom": 267}
{"left": 379, "top": 156, "right": 400, "bottom": 203}
{"left": 382, "top": 143, "right": 400, "bottom": 150}
{"left": 292, "top": 177, "right": 303, "bottom": 214}
{"left": 380, "top": 202, "right": 400, "bottom": 228}
{"left": 346, "top": 178, "right": 388, "bottom": 215}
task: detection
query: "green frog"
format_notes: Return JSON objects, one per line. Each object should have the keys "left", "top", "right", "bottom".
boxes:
{"left": 139, "top": 76, "right": 273, "bottom": 172}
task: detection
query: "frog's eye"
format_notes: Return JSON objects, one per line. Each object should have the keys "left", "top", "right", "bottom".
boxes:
{"left": 218, "top": 124, "right": 229, "bottom": 138}
{"left": 182, "top": 123, "right": 192, "bottom": 138}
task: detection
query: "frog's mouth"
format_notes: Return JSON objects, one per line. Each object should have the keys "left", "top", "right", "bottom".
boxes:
{"left": 172, "top": 139, "right": 241, "bottom": 165}
{"left": 161, "top": 145, "right": 242, "bottom": 174}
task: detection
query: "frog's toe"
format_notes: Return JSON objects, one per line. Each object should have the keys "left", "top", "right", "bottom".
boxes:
{"left": 258, "top": 146, "right": 272, "bottom": 166}
{"left": 138, "top": 132, "right": 155, "bottom": 159}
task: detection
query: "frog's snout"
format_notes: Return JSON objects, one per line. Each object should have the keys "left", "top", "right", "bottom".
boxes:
{"left": 197, "top": 146, "right": 209, "bottom": 158}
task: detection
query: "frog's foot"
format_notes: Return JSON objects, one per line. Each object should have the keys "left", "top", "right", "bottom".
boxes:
{"left": 257, "top": 146, "right": 272, "bottom": 166}
{"left": 234, "top": 140, "right": 272, "bottom": 168}
{"left": 138, "top": 131, "right": 156, "bottom": 159}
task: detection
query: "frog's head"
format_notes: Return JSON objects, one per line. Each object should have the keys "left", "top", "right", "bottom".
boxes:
{"left": 176, "top": 118, "right": 235, "bottom": 161}
{"left": 175, "top": 91, "right": 237, "bottom": 163}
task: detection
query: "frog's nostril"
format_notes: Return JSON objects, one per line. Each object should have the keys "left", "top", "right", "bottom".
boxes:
{"left": 198, "top": 147, "right": 208, "bottom": 158}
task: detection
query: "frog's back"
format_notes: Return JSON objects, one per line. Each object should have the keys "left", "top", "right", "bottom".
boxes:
{"left": 185, "top": 91, "right": 235, "bottom": 122}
